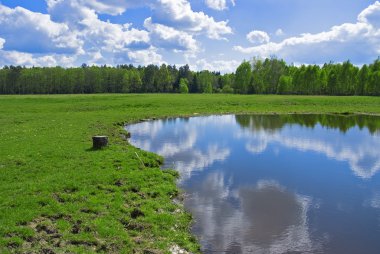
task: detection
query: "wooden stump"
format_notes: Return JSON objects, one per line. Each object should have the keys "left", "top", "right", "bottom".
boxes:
{"left": 92, "top": 136, "right": 108, "bottom": 149}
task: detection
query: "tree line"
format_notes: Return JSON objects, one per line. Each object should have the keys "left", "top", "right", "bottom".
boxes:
{"left": 235, "top": 114, "right": 380, "bottom": 134}
{"left": 0, "top": 57, "right": 379, "bottom": 95}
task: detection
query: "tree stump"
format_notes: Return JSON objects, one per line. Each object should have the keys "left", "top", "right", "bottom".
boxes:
{"left": 92, "top": 136, "right": 108, "bottom": 149}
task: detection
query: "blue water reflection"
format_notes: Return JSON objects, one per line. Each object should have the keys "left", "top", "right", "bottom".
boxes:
{"left": 127, "top": 114, "right": 380, "bottom": 253}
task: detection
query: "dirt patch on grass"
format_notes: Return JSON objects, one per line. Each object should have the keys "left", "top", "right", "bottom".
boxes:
{"left": 17, "top": 216, "right": 108, "bottom": 253}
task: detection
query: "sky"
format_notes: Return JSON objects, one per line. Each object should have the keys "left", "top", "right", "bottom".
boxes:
{"left": 0, "top": 0, "right": 379, "bottom": 72}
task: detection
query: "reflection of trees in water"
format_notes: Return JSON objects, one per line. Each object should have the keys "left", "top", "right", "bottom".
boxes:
{"left": 235, "top": 114, "right": 380, "bottom": 134}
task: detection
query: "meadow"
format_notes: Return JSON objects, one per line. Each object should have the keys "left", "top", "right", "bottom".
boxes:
{"left": 1, "top": 94, "right": 380, "bottom": 253}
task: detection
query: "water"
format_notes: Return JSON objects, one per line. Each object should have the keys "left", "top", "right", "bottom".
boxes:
{"left": 126, "top": 114, "right": 380, "bottom": 254}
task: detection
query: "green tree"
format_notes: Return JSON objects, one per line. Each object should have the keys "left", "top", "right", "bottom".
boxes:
{"left": 277, "top": 75, "right": 293, "bottom": 94}
{"left": 234, "top": 61, "right": 252, "bottom": 94}
{"left": 367, "top": 71, "right": 380, "bottom": 95}
{"left": 262, "top": 57, "right": 287, "bottom": 94}
{"left": 196, "top": 71, "right": 213, "bottom": 93}
{"left": 142, "top": 65, "right": 158, "bottom": 92}
{"left": 357, "top": 65, "right": 369, "bottom": 95}
{"left": 155, "top": 64, "right": 173, "bottom": 92}
{"left": 220, "top": 73, "right": 235, "bottom": 93}
{"left": 251, "top": 58, "right": 265, "bottom": 94}
{"left": 123, "top": 69, "right": 142, "bottom": 93}
{"left": 179, "top": 78, "right": 189, "bottom": 93}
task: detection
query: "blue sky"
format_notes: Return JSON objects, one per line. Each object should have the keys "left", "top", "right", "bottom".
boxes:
{"left": 0, "top": 0, "right": 379, "bottom": 72}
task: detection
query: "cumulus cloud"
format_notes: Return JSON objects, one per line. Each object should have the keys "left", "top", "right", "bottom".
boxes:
{"left": 48, "top": 0, "right": 152, "bottom": 16}
{"left": 0, "top": 1, "right": 158, "bottom": 66}
{"left": 76, "top": 0, "right": 147, "bottom": 15}
{"left": 144, "top": 17, "right": 198, "bottom": 53}
{"left": 234, "top": 1, "right": 380, "bottom": 64}
{"left": 152, "top": 0, "right": 232, "bottom": 40}
{"left": 193, "top": 58, "right": 240, "bottom": 73}
{"left": 0, "top": 0, "right": 235, "bottom": 66}
{"left": 358, "top": 1, "right": 380, "bottom": 27}
{"left": 205, "top": 0, "right": 227, "bottom": 11}
{"left": 246, "top": 30, "right": 270, "bottom": 44}
{"left": 126, "top": 47, "right": 165, "bottom": 66}
{"left": 0, "top": 50, "right": 77, "bottom": 67}
{"left": 0, "top": 4, "right": 82, "bottom": 54}
{"left": 47, "top": 0, "right": 150, "bottom": 52}
{"left": 48, "top": 0, "right": 232, "bottom": 40}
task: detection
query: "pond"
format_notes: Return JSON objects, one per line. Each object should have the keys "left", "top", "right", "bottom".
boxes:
{"left": 126, "top": 114, "right": 380, "bottom": 254}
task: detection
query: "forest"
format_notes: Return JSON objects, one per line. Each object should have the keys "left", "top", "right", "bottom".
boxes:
{"left": 0, "top": 57, "right": 380, "bottom": 95}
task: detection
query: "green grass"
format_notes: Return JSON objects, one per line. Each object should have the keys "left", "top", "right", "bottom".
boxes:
{"left": 1, "top": 94, "right": 380, "bottom": 253}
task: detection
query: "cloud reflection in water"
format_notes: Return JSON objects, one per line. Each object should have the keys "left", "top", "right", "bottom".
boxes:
{"left": 237, "top": 115, "right": 380, "bottom": 179}
{"left": 186, "top": 175, "right": 316, "bottom": 253}
{"left": 126, "top": 114, "right": 380, "bottom": 253}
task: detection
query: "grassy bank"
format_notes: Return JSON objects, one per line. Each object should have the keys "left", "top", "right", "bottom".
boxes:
{"left": 1, "top": 94, "right": 380, "bottom": 253}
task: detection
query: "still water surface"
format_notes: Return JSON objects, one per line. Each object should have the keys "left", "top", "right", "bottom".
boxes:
{"left": 127, "top": 114, "right": 380, "bottom": 254}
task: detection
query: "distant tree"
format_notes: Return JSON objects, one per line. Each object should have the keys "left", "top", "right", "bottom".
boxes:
{"left": 222, "top": 85, "right": 234, "bottom": 93}
{"left": 234, "top": 61, "right": 252, "bottom": 94}
{"left": 261, "top": 57, "right": 287, "bottom": 94}
{"left": 123, "top": 69, "right": 142, "bottom": 93}
{"left": 367, "top": 71, "right": 380, "bottom": 95}
{"left": 0, "top": 58, "right": 379, "bottom": 96}
{"left": 277, "top": 75, "right": 293, "bottom": 94}
{"left": 196, "top": 71, "right": 213, "bottom": 93}
{"left": 142, "top": 65, "right": 158, "bottom": 92}
{"left": 327, "top": 67, "right": 338, "bottom": 95}
{"left": 319, "top": 68, "right": 328, "bottom": 95}
{"left": 220, "top": 73, "right": 235, "bottom": 93}
{"left": 155, "top": 64, "right": 173, "bottom": 92}
{"left": 357, "top": 65, "right": 369, "bottom": 95}
{"left": 179, "top": 78, "right": 189, "bottom": 94}
{"left": 251, "top": 58, "right": 265, "bottom": 94}
{"left": 178, "top": 64, "right": 193, "bottom": 92}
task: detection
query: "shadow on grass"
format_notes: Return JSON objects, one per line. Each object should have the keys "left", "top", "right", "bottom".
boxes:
{"left": 85, "top": 147, "right": 105, "bottom": 152}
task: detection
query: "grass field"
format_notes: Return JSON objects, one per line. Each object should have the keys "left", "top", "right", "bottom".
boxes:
{"left": 1, "top": 94, "right": 380, "bottom": 253}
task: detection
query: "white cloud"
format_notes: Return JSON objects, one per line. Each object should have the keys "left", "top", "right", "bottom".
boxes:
{"left": 47, "top": 0, "right": 150, "bottom": 52}
{"left": 234, "top": 1, "right": 380, "bottom": 64}
{"left": 126, "top": 47, "right": 165, "bottom": 66}
{"left": 144, "top": 17, "right": 198, "bottom": 53}
{"left": 205, "top": 0, "right": 227, "bottom": 11}
{"left": 77, "top": 0, "right": 143, "bottom": 15}
{"left": 246, "top": 30, "right": 270, "bottom": 44}
{"left": 0, "top": 50, "right": 77, "bottom": 67}
{"left": 0, "top": 0, "right": 235, "bottom": 66}
{"left": 152, "top": 0, "right": 233, "bottom": 40}
{"left": 358, "top": 1, "right": 380, "bottom": 27}
{"left": 275, "top": 28, "right": 285, "bottom": 36}
{"left": 0, "top": 4, "right": 82, "bottom": 54}
{"left": 47, "top": 0, "right": 96, "bottom": 26}
{"left": 62, "top": 0, "right": 151, "bottom": 16}
{"left": 0, "top": 1, "right": 156, "bottom": 66}
{"left": 0, "top": 37, "right": 4, "bottom": 49}
{"left": 82, "top": 20, "right": 150, "bottom": 52}
{"left": 49, "top": 0, "right": 233, "bottom": 40}
{"left": 193, "top": 58, "right": 240, "bottom": 73}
